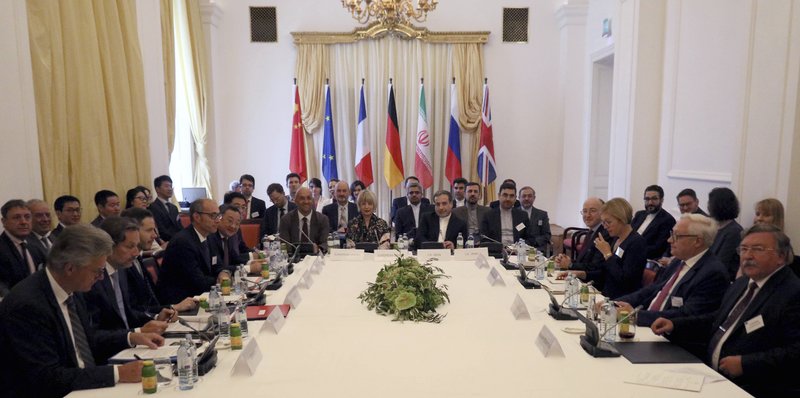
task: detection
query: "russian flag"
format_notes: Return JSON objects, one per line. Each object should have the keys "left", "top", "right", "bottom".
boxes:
{"left": 445, "top": 81, "right": 462, "bottom": 184}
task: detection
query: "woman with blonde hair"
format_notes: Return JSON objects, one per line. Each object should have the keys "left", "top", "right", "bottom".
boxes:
{"left": 752, "top": 198, "right": 798, "bottom": 276}
{"left": 346, "top": 190, "right": 391, "bottom": 249}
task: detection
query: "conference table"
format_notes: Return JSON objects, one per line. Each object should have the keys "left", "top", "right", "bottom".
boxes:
{"left": 69, "top": 253, "right": 751, "bottom": 397}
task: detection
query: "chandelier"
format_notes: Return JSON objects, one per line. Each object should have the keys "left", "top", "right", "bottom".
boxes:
{"left": 341, "top": 0, "right": 439, "bottom": 26}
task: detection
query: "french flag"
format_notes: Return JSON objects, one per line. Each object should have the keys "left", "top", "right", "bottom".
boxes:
{"left": 354, "top": 81, "right": 373, "bottom": 187}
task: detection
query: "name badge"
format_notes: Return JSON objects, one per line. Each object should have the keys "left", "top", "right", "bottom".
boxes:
{"left": 614, "top": 246, "right": 625, "bottom": 257}
{"left": 670, "top": 296, "right": 684, "bottom": 307}
{"left": 515, "top": 223, "right": 526, "bottom": 232}
{"left": 417, "top": 249, "right": 452, "bottom": 263}
{"left": 211, "top": 256, "right": 218, "bottom": 265}
{"left": 537, "top": 220, "right": 543, "bottom": 226}
{"left": 261, "top": 306, "right": 286, "bottom": 334}
{"left": 744, "top": 315, "right": 765, "bottom": 334}
{"left": 252, "top": 211, "right": 259, "bottom": 217}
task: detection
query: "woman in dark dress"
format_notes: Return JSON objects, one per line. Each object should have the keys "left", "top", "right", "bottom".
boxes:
{"left": 346, "top": 190, "right": 391, "bottom": 249}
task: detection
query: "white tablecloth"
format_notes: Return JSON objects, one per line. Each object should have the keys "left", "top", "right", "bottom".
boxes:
{"left": 68, "top": 255, "right": 750, "bottom": 397}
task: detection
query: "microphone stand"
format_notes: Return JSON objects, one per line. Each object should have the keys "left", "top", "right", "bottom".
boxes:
{"left": 546, "top": 280, "right": 593, "bottom": 321}
{"left": 579, "top": 305, "right": 642, "bottom": 358}
{"left": 480, "top": 234, "right": 515, "bottom": 269}
{"left": 178, "top": 318, "right": 219, "bottom": 375}
{"left": 266, "top": 234, "right": 297, "bottom": 274}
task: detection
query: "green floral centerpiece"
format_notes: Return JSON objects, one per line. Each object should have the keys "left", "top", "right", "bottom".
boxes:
{"left": 358, "top": 255, "right": 450, "bottom": 323}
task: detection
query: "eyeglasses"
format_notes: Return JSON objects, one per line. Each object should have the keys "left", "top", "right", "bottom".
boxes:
{"left": 198, "top": 212, "right": 222, "bottom": 220}
{"left": 580, "top": 209, "right": 599, "bottom": 216}
{"left": 670, "top": 231, "right": 698, "bottom": 240}
{"left": 134, "top": 195, "right": 147, "bottom": 201}
{"left": 736, "top": 246, "right": 777, "bottom": 255}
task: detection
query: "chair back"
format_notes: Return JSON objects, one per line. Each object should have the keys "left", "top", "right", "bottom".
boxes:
{"left": 240, "top": 224, "right": 261, "bottom": 249}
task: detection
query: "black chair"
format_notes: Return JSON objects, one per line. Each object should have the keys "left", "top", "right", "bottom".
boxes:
{"left": 562, "top": 227, "right": 590, "bottom": 261}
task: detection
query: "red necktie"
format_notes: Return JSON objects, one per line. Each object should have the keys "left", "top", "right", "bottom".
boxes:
{"left": 648, "top": 261, "right": 686, "bottom": 311}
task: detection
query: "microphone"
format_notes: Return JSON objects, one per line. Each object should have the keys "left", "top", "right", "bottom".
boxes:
{"left": 265, "top": 234, "right": 298, "bottom": 272}
{"left": 558, "top": 280, "right": 594, "bottom": 309}
{"left": 177, "top": 317, "right": 214, "bottom": 342}
{"left": 298, "top": 223, "right": 325, "bottom": 255}
{"left": 544, "top": 280, "right": 593, "bottom": 321}
{"left": 597, "top": 305, "right": 642, "bottom": 341}
{"left": 577, "top": 305, "right": 643, "bottom": 358}
{"left": 479, "top": 234, "right": 513, "bottom": 266}
{"left": 178, "top": 317, "right": 220, "bottom": 376}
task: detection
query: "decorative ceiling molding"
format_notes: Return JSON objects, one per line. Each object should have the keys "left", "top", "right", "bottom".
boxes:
{"left": 291, "top": 21, "right": 489, "bottom": 45}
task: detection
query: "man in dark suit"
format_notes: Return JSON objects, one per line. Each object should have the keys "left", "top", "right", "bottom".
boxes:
{"left": 394, "top": 181, "right": 433, "bottom": 240}
{"left": 390, "top": 176, "right": 431, "bottom": 222}
{"left": 147, "top": 175, "right": 182, "bottom": 241}
{"left": 156, "top": 199, "right": 232, "bottom": 305}
{"left": 0, "top": 199, "right": 47, "bottom": 297}
{"left": 208, "top": 204, "right": 250, "bottom": 273}
{"left": 451, "top": 177, "right": 468, "bottom": 207}
{"left": 240, "top": 174, "right": 267, "bottom": 219}
{"left": 631, "top": 184, "right": 676, "bottom": 259}
{"left": 279, "top": 188, "right": 329, "bottom": 254}
{"left": 416, "top": 190, "right": 469, "bottom": 249}
{"left": 85, "top": 217, "right": 173, "bottom": 335}
{"left": 286, "top": 172, "right": 302, "bottom": 203}
{"left": 615, "top": 214, "right": 730, "bottom": 326}
{"left": 480, "top": 182, "right": 532, "bottom": 246}
{"left": 555, "top": 197, "right": 608, "bottom": 272}
{"left": 52, "top": 195, "right": 82, "bottom": 238}
{"left": 518, "top": 186, "right": 551, "bottom": 251}
{"left": 488, "top": 179, "right": 521, "bottom": 209}
{"left": 452, "top": 182, "right": 490, "bottom": 237}
{"left": 120, "top": 207, "right": 196, "bottom": 316}
{"left": 652, "top": 224, "right": 800, "bottom": 397}
{"left": 322, "top": 180, "right": 358, "bottom": 232}
{"left": 0, "top": 224, "right": 163, "bottom": 397}
{"left": 90, "top": 190, "right": 121, "bottom": 227}
{"left": 260, "top": 183, "right": 297, "bottom": 239}
{"left": 677, "top": 188, "right": 708, "bottom": 216}
{"left": 26, "top": 199, "right": 55, "bottom": 254}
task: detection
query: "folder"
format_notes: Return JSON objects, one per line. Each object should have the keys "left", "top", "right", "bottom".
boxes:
{"left": 246, "top": 304, "right": 291, "bottom": 320}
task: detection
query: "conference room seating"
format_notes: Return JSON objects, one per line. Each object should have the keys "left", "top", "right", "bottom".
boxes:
{"left": 562, "top": 227, "right": 590, "bottom": 261}
{"left": 239, "top": 223, "right": 261, "bottom": 249}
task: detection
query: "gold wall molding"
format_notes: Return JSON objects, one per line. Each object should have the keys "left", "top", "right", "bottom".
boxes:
{"left": 291, "top": 21, "right": 489, "bottom": 45}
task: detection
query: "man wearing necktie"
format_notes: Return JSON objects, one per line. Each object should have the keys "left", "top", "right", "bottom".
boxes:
{"left": 279, "top": 187, "right": 329, "bottom": 254}
{"left": 322, "top": 181, "right": 358, "bottom": 233}
{"left": 1, "top": 199, "right": 47, "bottom": 297}
{"left": 26, "top": 199, "right": 55, "bottom": 254}
{"left": 612, "top": 214, "right": 729, "bottom": 326}
{"left": 652, "top": 224, "right": 800, "bottom": 397}
{"left": 85, "top": 217, "right": 175, "bottom": 336}
{"left": 260, "top": 183, "right": 297, "bottom": 239}
{"left": 0, "top": 224, "right": 164, "bottom": 397}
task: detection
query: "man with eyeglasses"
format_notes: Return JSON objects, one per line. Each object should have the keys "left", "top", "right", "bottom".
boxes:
{"left": 1, "top": 200, "right": 48, "bottom": 297}
{"left": 652, "top": 224, "right": 800, "bottom": 397}
{"left": 676, "top": 188, "right": 707, "bottom": 216}
{"left": 53, "top": 195, "right": 82, "bottom": 238}
{"left": 555, "top": 197, "right": 608, "bottom": 272}
{"left": 156, "top": 199, "right": 231, "bottom": 305}
{"left": 208, "top": 204, "right": 250, "bottom": 274}
{"left": 631, "top": 184, "right": 676, "bottom": 260}
{"left": 612, "top": 214, "right": 729, "bottom": 326}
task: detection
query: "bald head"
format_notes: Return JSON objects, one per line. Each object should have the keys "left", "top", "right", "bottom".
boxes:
{"left": 295, "top": 187, "right": 313, "bottom": 215}
{"left": 335, "top": 181, "right": 351, "bottom": 205}
{"left": 582, "top": 197, "right": 604, "bottom": 229}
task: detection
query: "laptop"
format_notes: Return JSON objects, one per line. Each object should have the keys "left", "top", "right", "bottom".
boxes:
{"left": 181, "top": 187, "right": 208, "bottom": 209}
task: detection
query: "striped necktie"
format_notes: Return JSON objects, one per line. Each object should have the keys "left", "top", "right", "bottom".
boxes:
{"left": 65, "top": 296, "right": 95, "bottom": 367}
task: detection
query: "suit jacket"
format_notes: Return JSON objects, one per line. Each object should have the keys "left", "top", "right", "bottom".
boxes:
{"left": 90, "top": 215, "right": 104, "bottom": 228}
{"left": 616, "top": 251, "right": 730, "bottom": 326}
{"left": 156, "top": 226, "right": 226, "bottom": 305}
{"left": 394, "top": 203, "right": 434, "bottom": 240}
{"left": 0, "top": 231, "right": 47, "bottom": 297}
{"left": 51, "top": 223, "right": 66, "bottom": 239}
{"left": 630, "top": 208, "right": 676, "bottom": 260}
{"left": 26, "top": 232, "right": 53, "bottom": 256}
{"left": 415, "top": 212, "right": 469, "bottom": 249}
{"left": 710, "top": 220, "right": 743, "bottom": 281}
{"left": 390, "top": 196, "right": 431, "bottom": 222}
{"left": 569, "top": 225, "right": 609, "bottom": 272}
{"left": 207, "top": 231, "right": 250, "bottom": 274}
{"left": 148, "top": 199, "right": 182, "bottom": 241}
{"left": 489, "top": 199, "right": 521, "bottom": 209}
{"left": 322, "top": 201, "right": 359, "bottom": 231}
{"left": 84, "top": 267, "right": 153, "bottom": 332}
{"left": 279, "top": 209, "right": 330, "bottom": 253}
{"left": 125, "top": 258, "right": 163, "bottom": 315}
{"left": 670, "top": 267, "right": 800, "bottom": 397}
{"left": 521, "top": 206, "right": 551, "bottom": 250}
{"left": 586, "top": 232, "right": 647, "bottom": 299}
{"left": 0, "top": 270, "right": 128, "bottom": 398}
{"left": 479, "top": 207, "right": 533, "bottom": 246}
{"left": 452, "top": 205, "right": 491, "bottom": 236}
{"left": 259, "top": 202, "right": 297, "bottom": 239}
{"left": 246, "top": 196, "right": 268, "bottom": 219}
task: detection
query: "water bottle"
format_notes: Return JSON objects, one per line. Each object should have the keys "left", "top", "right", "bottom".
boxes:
{"left": 235, "top": 300, "right": 249, "bottom": 338}
{"left": 465, "top": 234, "right": 475, "bottom": 249}
{"left": 587, "top": 294, "right": 597, "bottom": 321}
{"left": 456, "top": 233, "right": 464, "bottom": 249}
{"left": 603, "top": 300, "right": 617, "bottom": 343}
{"left": 398, "top": 235, "right": 407, "bottom": 250}
{"left": 568, "top": 273, "right": 580, "bottom": 308}
{"left": 177, "top": 337, "right": 194, "bottom": 390}
{"left": 517, "top": 240, "right": 528, "bottom": 265}
{"left": 535, "top": 261, "right": 545, "bottom": 280}
{"left": 218, "top": 304, "right": 231, "bottom": 344}
{"left": 208, "top": 285, "right": 221, "bottom": 314}
{"left": 185, "top": 334, "right": 198, "bottom": 382}
{"left": 563, "top": 273, "right": 573, "bottom": 308}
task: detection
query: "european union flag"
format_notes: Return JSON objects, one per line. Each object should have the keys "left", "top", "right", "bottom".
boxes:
{"left": 322, "top": 84, "right": 338, "bottom": 181}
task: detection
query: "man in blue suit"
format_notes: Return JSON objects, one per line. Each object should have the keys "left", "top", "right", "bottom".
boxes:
{"left": 614, "top": 214, "right": 730, "bottom": 326}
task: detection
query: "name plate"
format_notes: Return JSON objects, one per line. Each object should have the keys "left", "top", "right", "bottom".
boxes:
{"left": 417, "top": 249, "right": 452, "bottom": 263}
{"left": 327, "top": 249, "right": 365, "bottom": 261}
{"left": 230, "top": 339, "right": 263, "bottom": 376}
{"left": 486, "top": 267, "right": 505, "bottom": 286}
{"left": 454, "top": 247, "right": 489, "bottom": 261}
{"left": 310, "top": 257, "right": 324, "bottom": 274}
{"left": 297, "top": 271, "right": 314, "bottom": 289}
{"left": 474, "top": 254, "right": 490, "bottom": 269}
{"left": 260, "top": 305, "right": 286, "bottom": 334}
{"left": 283, "top": 286, "right": 303, "bottom": 308}
{"left": 374, "top": 249, "right": 401, "bottom": 260}
{"left": 510, "top": 294, "right": 531, "bottom": 320}
{"left": 535, "top": 325, "right": 565, "bottom": 357}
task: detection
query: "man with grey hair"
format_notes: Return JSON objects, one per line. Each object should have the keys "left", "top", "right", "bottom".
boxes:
{"left": 0, "top": 224, "right": 164, "bottom": 397}
{"left": 84, "top": 217, "right": 174, "bottom": 336}
{"left": 415, "top": 190, "right": 468, "bottom": 250}
{"left": 26, "top": 199, "right": 55, "bottom": 253}
{"left": 652, "top": 224, "right": 800, "bottom": 397}
{"left": 613, "top": 214, "right": 730, "bottom": 326}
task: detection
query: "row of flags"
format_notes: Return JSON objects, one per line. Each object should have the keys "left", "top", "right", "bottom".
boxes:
{"left": 289, "top": 79, "right": 496, "bottom": 190}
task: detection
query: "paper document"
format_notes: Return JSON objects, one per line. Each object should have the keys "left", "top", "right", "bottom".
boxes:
{"left": 624, "top": 370, "right": 704, "bottom": 392}
{"left": 109, "top": 339, "right": 182, "bottom": 362}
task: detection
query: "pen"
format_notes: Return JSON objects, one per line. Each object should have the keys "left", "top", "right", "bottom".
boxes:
{"left": 134, "top": 354, "right": 143, "bottom": 360}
